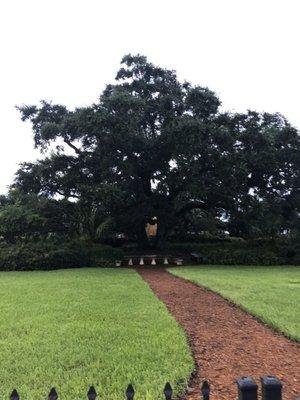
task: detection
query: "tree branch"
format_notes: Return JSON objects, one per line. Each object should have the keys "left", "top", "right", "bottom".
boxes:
{"left": 176, "top": 200, "right": 209, "bottom": 217}
{"left": 56, "top": 189, "right": 80, "bottom": 200}
{"left": 64, "top": 139, "right": 82, "bottom": 155}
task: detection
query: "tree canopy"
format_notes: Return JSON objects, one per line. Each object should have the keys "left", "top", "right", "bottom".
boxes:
{"left": 13, "top": 54, "right": 300, "bottom": 248}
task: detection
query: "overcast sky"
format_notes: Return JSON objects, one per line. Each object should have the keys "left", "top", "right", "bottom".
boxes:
{"left": 0, "top": 0, "right": 299, "bottom": 193}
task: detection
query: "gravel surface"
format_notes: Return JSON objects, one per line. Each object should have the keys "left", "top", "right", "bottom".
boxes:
{"left": 138, "top": 268, "right": 300, "bottom": 400}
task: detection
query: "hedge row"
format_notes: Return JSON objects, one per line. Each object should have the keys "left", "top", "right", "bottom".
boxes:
{"left": 0, "top": 241, "right": 123, "bottom": 271}
{"left": 90, "top": 244, "right": 123, "bottom": 268}
{"left": 166, "top": 241, "right": 300, "bottom": 265}
{"left": 0, "top": 239, "right": 298, "bottom": 270}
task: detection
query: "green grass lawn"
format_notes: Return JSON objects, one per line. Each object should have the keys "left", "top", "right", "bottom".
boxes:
{"left": 169, "top": 266, "right": 300, "bottom": 341}
{"left": 0, "top": 268, "right": 193, "bottom": 400}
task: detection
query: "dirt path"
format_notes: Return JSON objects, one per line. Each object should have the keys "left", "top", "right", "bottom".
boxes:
{"left": 138, "top": 268, "right": 300, "bottom": 400}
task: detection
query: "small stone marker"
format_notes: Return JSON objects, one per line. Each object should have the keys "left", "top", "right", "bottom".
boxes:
{"left": 174, "top": 258, "right": 183, "bottom": 265}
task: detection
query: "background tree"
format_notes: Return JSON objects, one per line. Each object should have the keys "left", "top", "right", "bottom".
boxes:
{"left": 0, "top": 190, "right": 74, "bottom": 243}
{"left": 14, "top": 54, "right": 300, "bottom": 248}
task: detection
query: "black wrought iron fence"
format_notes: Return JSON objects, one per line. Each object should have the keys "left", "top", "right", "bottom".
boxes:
{"left": 8, "top": 375, "right": 289, "bottom": 400}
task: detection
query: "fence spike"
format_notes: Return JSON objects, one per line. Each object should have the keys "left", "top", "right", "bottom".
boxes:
{"left": 163, "top": 382, "right": 173, "bottom": 400}
{"left": 201, "top": 381, "right": 210, "bottom": 400}
{"left": 125, "top": 384, "right": 135, "bottom": 400}
{"left": 10, "top": 389, "right": 19, "bottom": 400}
{"left": 48, "top": 387, "right": 58, "bottom": 400}
{"left": 87, "top": 386, "right": 97, "bottom": 400}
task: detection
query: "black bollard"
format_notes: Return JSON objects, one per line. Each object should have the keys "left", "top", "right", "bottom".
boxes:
{"left": 261, "top": 376, "right": 282, "bottom": 400}
{"left": 10, "top": 389, "right": 19, "bottom": 400}
{"left": 126, "top": 384, "right": 135, "bottom": 400}
{"left": 48, "top": 388, "right": 58, "bottom": 400}
{"left": 201, "top": 381, "right": 210, "bottom": 400}
{"left": 87, "top": 386, "right": 97, "bottom": 400}
{"left": 163, "top": 382, "right": 173, "bottom": 400}
{"left": 237, "top": 377, "right": 258, "bottom": 400}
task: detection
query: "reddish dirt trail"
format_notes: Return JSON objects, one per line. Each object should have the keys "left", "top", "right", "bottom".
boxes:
{"left": 138, "top": 268, "right": 300, "bottom": 400}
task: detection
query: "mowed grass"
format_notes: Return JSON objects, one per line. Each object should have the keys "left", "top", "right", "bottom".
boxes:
{"left": 169, "top": 266, "right": 300, "bottom": 341}
{"left": 0, "top": 268, "right": 193, "bottom": 400}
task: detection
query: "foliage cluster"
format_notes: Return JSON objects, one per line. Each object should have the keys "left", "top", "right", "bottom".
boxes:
{"left": 10, "top": 54, "right": 299, "bottom": 250}
{"left": 0, "top": 191, "right": 123, "bottom": 270}
{"left": 0, "top": 54, "right": 299, "bottom": 267}
{"left": 0, "top": 241, "right": 123, "bottom": 271}
{"left": 0, "top": 191, "right": 74, "bottom": 244}
{"left": 90, "top": 244, "right": 123, "bottom": 268}
{"left": 166, "top": 239, "right": 299, "bottom": 265}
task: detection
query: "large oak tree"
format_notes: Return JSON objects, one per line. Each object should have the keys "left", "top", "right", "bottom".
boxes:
{"left": 15, "top": 54, "right": 300, "bottom": 248}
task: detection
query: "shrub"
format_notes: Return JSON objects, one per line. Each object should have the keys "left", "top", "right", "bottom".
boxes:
{"left": 0, "top": 241, "right": 123, "bottom": 271}
{"left": 165, "top": 241, "right": 291, "bottom": 265}
{"left": 90, "top": 244, "right": 123, "bottom": 267}
{"left": 0, "top": 241, "right": 91, "bottom": 271}
{"left": 200, "top": 248, "right": 279, "bottom": 265}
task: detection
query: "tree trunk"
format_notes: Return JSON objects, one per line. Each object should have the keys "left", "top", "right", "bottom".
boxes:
{"left": 137, "top": 223, "right": 149, "bottom": 250}
{"left": 136, "top": 216, "right": 169, "bottom": 251}
{"left": 155, "top": 224, "right": 168, "bottom": 250}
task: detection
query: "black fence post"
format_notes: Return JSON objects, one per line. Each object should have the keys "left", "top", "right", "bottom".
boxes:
{"left": 237, "top": 377, "right": 258, "bottom": 400}
{"left": 163, "top": 382, "right": 173, "bottom": 400}
{"left": 48, "top": 388, "right": 58, "bottom": 400}
{"left": 201, "top": 380, "right": 210, "bottom": 400}
{"left": 126, "top": 384, "right": 135, "bottom": 400}
{"left": 261, "top": 376, "right": 282, "bottom": 400}
{"left": 10, "top": 389, "right": 19, "bottom": 400}
{"left": 87, "top": 386, "right": 97, "bottom": 400}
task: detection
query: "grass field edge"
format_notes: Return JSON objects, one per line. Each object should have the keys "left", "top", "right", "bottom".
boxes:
{"left": 168, "top": 267, "right": 300, "bottom": 344}
{"left": 135, "top": 268, "right": 196, "bottom": 397}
